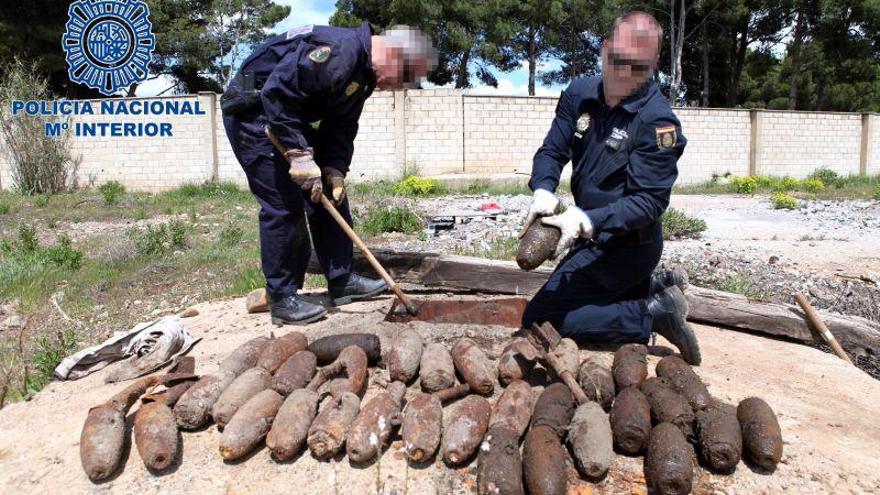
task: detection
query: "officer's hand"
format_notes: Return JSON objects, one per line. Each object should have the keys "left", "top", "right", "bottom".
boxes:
{"left": 541, "top": 207, "right": 594, "bottom": 260}
{"left": 520, "top": 188, "right": 560, "bottom": 238}
{"left": 285, "top": 147, "right": 323, "bottom": 202}
{"left": 322, "top": 167, "right": 346, "bottom": 205}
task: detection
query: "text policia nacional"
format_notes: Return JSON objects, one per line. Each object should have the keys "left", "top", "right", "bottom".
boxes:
{"left": 10, "top": 99, "right": 209, "bottom": 138}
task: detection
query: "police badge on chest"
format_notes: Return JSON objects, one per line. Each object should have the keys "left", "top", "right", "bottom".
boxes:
{"left": 574, "top": 113, "right": 590, "bottom": 138}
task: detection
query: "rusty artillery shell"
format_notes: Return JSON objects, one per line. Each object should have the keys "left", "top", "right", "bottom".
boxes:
{"left": 386, "top": 328, "right": 423, "bottom": 383}
{"left": 272, "top": 350, "right": 317, "bottom": 396}
{"left": 497, "top": 337, "right": 537, "bottom": 386}
{"left": 577, "top": 357, "right": 615, "bottom": 412}
{"left": 309, "top": 333, "right": 381, "bottom": 365}
{"left": 346, "top": 382, "right": 407, "bottom": 463}
{"left": 134, "top": 401, "right": 179, "bottom": 471}
{"left": 212, "top": 367, "right": 271, "bottom": 428}
{"left": 218, "top": 336, "right": 271, "bottom": 377}
{"left": 451, "top": 337, "right": 495, "bottom": 395}
{"left": 737, "top": 397, "right": 782, "bottom": 471}
{"left": 489, "top": 379, "right": 532, "bottom": 438}
{"left": 80, "top": 376, "right": 161, "bottom": 481}
{"left": 551, "top": 338, "right": 579, "bottom": 378}
{"left": 257, "top": 331, "right": 308, "bottom": 373}
{"left": 308, "top": 391, "right": 361, "bottom": 460}
{"left": 644, "top": 423, "right": 694, "bottom": 495}
{"left": 324, "top": 345, "right": 368, "bottom": 398}
{"left": 266, "top": 389, "right": 319, "bottom": 461}
{"left": 477, "top": 425, "right": 524, "bottom": 495}
{"left": 568, "top": 401, "right": 613, "bottom": 480}
{"left": 219, "top": 389, "right": 284, "bottom": 461}
{"left": 441, "top": 394, "right": 492, "bottom": 465}
{"left": 612, "top": 343, "right": 648, "bottom": 391}
{"left": 420, "top": 342, "right": 455, "bottom": 392}
{"left": 697, "top": 402, "right": 742, "bottom": 473}
{"left": 610, "top": 386, "right": 652, "bottom": 455}
{"left": 516, "top": 221, "right": 561, "bottom": 271}
{"left": 531, "top": 382, "right": 575, "bottom": 435}
{"left": 656, "top": 356, "right": 711, "bottom": 411}
{"left": 174, "top": 372, "right": 234, "bottom": 430}
{"left": 641, "top": 377, "right": 695, "bottom": 439}
{"left": 400, "top": 393, "right": 442, "bottom": 462}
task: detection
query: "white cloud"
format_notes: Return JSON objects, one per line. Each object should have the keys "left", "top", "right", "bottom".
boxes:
{"left": 135, "top": 74, "right": 179, "bottom": 97}
{"left": 273, "top": 0, "right": 335, "bottom": 34}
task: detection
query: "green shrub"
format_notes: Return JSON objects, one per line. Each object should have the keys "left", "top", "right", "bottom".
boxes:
{"left": 98, "top": 180, "right": 126, "bottom": 205}
{"left": 771, "top": 176, "right": 799, "bottom": 192}
{"left": 392, "top": 176, "right": 442, "bottom": 196}
{"left": 808, "top": 167, "right": 838, "bottom": 185}
{"left": 44, "top": 235, "right": 83, "bottom": 269}
{"left": 874, "top": 184, "right": 880, "bottom": 201}
{"left": 801, "top": 178, "right": 825, "bottom": 193}
{"left": 28, "top": 329, "right": 77, "bottom": 393}
{"left": 218, "top": 224, "right": 244, "bottom": 246}
{"left": 359, "top": 206, "right": 422, "bottom": 236}
{"left": 730, "top": 176, "right": 757, "bottom": 194}
{"left": 662, "top": 208, "right": 708, "bottom": 240}
{"left": 0, "top": 201, "right": 9, "bottom": 215}
{"left": 132, "top": 221, "right": 188, "bottom": 256}
{"left": 33, "top": 194, "right": 49, "bottom": 207}
{"left": 17, "top": 224, "right": 38, "bottom": 251}
{"left": 753, "top": 175, "right": 774, "bottom": 188}
{"left": 771, "top": 192, "right": 799, "bottom": 210}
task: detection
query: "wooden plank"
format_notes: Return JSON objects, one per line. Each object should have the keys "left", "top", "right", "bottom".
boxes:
{"left": 309, "top": 250, "right": 880, "bottom": 358}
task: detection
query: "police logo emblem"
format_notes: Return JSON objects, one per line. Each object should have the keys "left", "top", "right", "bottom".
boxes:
{"left": 656, "top": 126, "right": 677, "bottom": 149}
{"left": 574, "top": 113, "right": 590, "bottom": 138}
{"left": 63, "top": 0, "right": 156, "bottom": 96}
{"left": 345, "top": 81, "right": 360, "bottom": 96}
{"left": 309, "top": 46, "right": 332, "bottom": 63}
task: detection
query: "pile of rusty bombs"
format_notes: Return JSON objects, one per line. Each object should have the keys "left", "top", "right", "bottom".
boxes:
{"left": 79, "top": 332, "right": 782, "bottom": 495}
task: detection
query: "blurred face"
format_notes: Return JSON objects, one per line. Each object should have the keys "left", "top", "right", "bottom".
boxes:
{"left": 372, "top": 35, "right": 432, "bottom": 90}
{"left": 602, "top": 17, "right": 659, "bottom": 103}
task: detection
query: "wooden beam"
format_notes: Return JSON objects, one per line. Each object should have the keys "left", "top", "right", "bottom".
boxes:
{"left": 309, "top": 250, "right": 880, "bottom": 358}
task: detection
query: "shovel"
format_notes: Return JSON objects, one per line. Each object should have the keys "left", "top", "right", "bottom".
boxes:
{"left": 265, "top": 128, "right": 419, "bottom": 316}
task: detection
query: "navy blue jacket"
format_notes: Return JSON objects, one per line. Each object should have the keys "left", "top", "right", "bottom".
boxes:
{"left": 531, "top": 77, "right": 686, "bottom": 244}
{"left": 228, "top": 23, "right": 376, "bottom": 174}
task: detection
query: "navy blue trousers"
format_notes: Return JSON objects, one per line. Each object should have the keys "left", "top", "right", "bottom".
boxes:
{"left": 223, "top": 113, "right": 353, "bottom": 299}
{"left": 521, "top": 234, "right": 662, "bottom": 344}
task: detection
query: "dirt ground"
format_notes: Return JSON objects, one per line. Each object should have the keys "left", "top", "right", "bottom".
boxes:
{"left": 1, "top": 292, "right": 878, "bottom": 495}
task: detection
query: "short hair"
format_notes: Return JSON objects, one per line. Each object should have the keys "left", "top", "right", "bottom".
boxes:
{"left": 610, "top": 11, "right": 663, "bottom": 54}
{"left": 380, "top": 25, "right": 438, "bottom": 85}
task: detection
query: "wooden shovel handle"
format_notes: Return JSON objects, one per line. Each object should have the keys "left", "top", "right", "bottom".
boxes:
{"left": 265, "top": 127, "right": 418, "bottom": 315}
{"left": 794, "top": 292, "right": 853, "bottom": 365}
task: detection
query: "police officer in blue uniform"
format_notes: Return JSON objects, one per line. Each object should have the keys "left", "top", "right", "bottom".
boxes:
{"left": 221, "top": 23, "right": 435, "bottom": 326}
{"left": 521, "top": 12, "right": 701, "bottom": 364}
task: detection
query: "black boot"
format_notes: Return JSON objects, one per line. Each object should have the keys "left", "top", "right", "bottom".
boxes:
{"left": 328, "top": 273, "right": 388, "bottom": 306}
{"left": 647, "top": 286, "right": 701, "bottom": 365}
{"left": 269, "top": 294, "right": 327, "bottom": 326}
{"left": 649, "top": 267, "right": 689, "bottom": 296}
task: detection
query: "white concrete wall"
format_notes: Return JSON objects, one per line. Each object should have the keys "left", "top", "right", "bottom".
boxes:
{"left": 0, "top": 90, "right": 877, "bottom": 192}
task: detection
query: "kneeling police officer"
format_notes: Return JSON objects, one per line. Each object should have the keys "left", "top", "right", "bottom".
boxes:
{"left": 222, "top": 23, "right": 435, "bottom": 325}
{"left": 521, "top": 12, "right": 700, "bottom": 364}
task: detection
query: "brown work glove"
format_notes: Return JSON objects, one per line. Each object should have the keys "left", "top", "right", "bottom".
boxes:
{"left": 285, "top": 147, "right": 323, "bottom": 203}
{"left": 322, "top": 167, "right": 346, "bottom": 205}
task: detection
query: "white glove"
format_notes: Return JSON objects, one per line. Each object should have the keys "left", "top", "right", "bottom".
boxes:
{"left": 520, "top": 188, "right": 560, "bottom": 238}
{"left": 541, "top": 207, "right": 594, "bottom": 259}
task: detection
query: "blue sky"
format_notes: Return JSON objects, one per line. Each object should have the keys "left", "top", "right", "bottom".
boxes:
{"left": 139, "top": 0, "right": 564, "bottom": 96}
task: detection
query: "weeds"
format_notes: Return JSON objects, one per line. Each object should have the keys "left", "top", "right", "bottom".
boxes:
{"left": 218, "top": 224, "right": 244, "bottom": 246}
{"left": 770, "top": 192, "right": 799, "bottom": 210}
{"left": 802, "top": 178, "right": 825, "bottom": 193}
{"left": 130, "top": 220, "right": 188, "bottom": 256}
{"left": 225, "top": 265, "right": 265, "bottom": 296}
{"left": 33, "top": 194, "right": 49, "bottom": 207}
{"left": 662, "top": 208, "right": 708, "bottom": 240}
{"left": 27, "top": 329, "right": 77, "bottom": 394}
{"left": 0, "top": 202, "right": 9, "bottom": 215}
{"left": 17, "top": 224, "right": 38, "bottom": 251}
{"left": 874, "top": 184, "right": 880, "bottom": 201}
{"left": 98, "top": 180, "right": 126, "bottom": 206}
{"left": 358, "top": 206, "right": 422, "bottom": 236}
{"left": 808, "top": 167, "right": 838, "bottom": 185}
{"left": 711, "top": 275, "right": 769, "bottom": 300}
{"left": 392, "top": 176, "right": 442, "bottom": 196}
{"left": 453, "top": 236, "right": 519, "bottom": 260}
{"left": 730, "top": 176, "right": 757, "bottom": 194}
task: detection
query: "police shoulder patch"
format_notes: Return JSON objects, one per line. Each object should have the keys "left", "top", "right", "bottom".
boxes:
{"left": 308, "top": 46, "right": 332, "bottom": 63}
{"left": 345, "top": 81, "right": 360, "bottom": 96}
{"left": 656, "top": 126, "right": 677, "bottom": 149}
